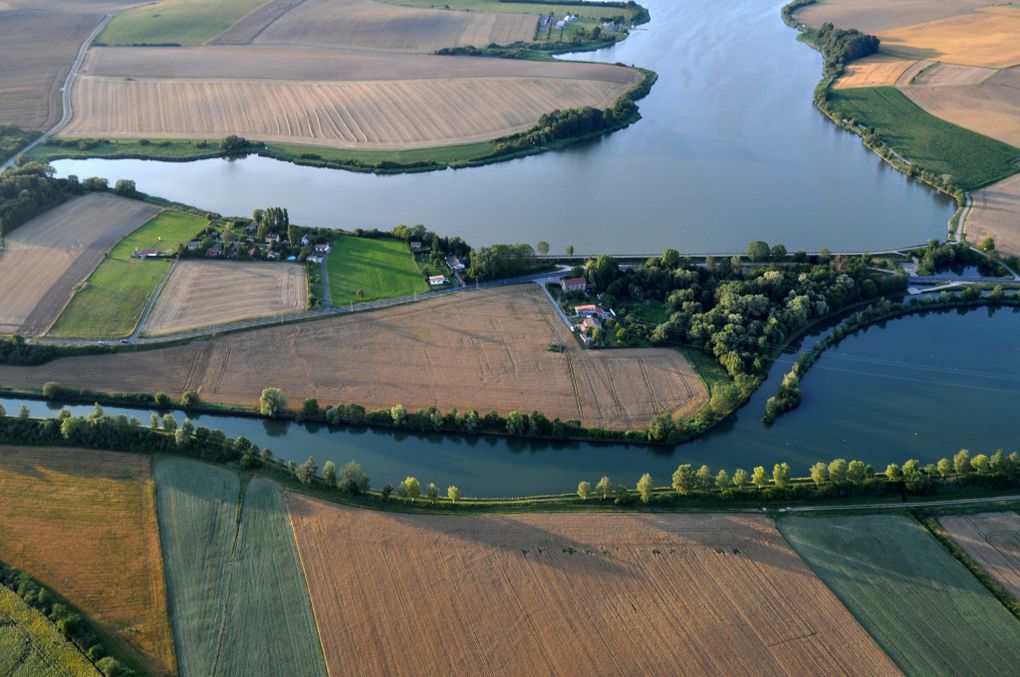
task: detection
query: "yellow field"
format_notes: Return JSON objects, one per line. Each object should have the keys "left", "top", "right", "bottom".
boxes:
{"left": 940, "top": 512, "right": 1020, "bottom": 600}
{"left": 967, "top": 173, "right": 1020, "bottom": 255}
{"left": 0, "top": 446, "right": 175, "bottom": 675}
{"left": 64, "top": 74, "right": 632, "bottom": 149}
{"left": 245, "top": 0, "right": 538, "bottom": 52}
{"left": 287, "top": 497, "right": 897, "bottom": 676}
{"left": 0, "top": 194, "right": 161, "bottom": 336}
{"left": 142, "top": 260, "right": 308, "bottom": 336}
{"left": 876, "top": 11, "right": 1020, "bottom": 69}
{"left": 834, "top": 54, "right": 917, "bottom": 89}
{"left": 794, "top": 0, "right": 989, "bottom": 32}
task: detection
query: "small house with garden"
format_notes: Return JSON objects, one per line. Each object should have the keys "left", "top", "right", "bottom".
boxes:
{"left": 428, "top": 274, "right": 448, "bottom": 286}
{"left": 561, "top": 277, "right": 587, "bottom": 293}
{"left": 446, "top": 255, "right": 465, "bottom": 271}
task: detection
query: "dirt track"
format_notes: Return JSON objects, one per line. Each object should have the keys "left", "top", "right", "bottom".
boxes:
{"left": 142, "top": 260, "right": 307, "bottom": 336}
{"left": 0, "top": 286, "right": 708, "bottom": 429}
{"left": 0, "top": 193, "right": 160, "bottom": 336}
{"left": 286, "top": 497, "right": 898, "bottom": 676}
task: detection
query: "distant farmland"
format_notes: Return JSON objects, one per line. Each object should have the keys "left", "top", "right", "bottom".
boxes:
{"left": 780, "top": 514, "right": 1020, "bottom": 676}
{"left": 155, "top": 459, "right": 326, "bottom": 676}
{"left": 940, "top": 512, "right": 1020, "bottom": 601}
{"left": 0, "top": 447, "right": 176, "bottom": 675}
{"left": 287, "top": 498, "right": 897, "bottom": 675}
{"left": 0, "top": 585, "right": 98, "bottom": 677}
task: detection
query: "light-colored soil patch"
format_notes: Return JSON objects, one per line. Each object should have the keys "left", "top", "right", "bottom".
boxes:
{"left": 834, "top": 54, "right": 917, "bottom": 89}
{"left": 0, "top": 193, "right": 160, "bottom": 336}
{"left": 900, "top": 72, "right": 1020, "bottom": 147}
{"left": 794, "top": 0, "right": 989, "bottom": 33}
{"left": 876, "top": 11, "right": 1020, "bottom": 69}
{"left": 286, "top": 498, "right": 897, "bottom": 676}
{"left": 968, "top": 174, "right": 1020, "bottom": 255}
{"left": 142, "top": 260, "right": 307, "bottom": 336}
{"left": 906, "top": 61, "right": 999, "bottom": 86}
{"left": 0, "top": 285, "right": 708, "bottom": 429}
{"left": 246, "top": 0, "right": 537, "bottom": 52}
{"left": 64, "top": 74, "right": 630, "bottom": 149}
{"left": 940, "top": 512, "right": 1020, "bottom": 600}
{"left": 0, "top": 446, "right": 176, "bottom": 675}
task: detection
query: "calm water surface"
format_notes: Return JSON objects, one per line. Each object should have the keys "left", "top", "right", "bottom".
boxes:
{"left": 9, "top": 309, "right": 1019, "bottom": 497}
{"left": 50, "top": 0, "right": 953, "bottom": 254}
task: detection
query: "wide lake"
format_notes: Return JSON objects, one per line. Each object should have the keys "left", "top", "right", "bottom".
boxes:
{"left": 51, "top": 0, "right": 953, "bottom": 255}
{"left": 8, "top": 307, "right": 1019, "bottom": 496}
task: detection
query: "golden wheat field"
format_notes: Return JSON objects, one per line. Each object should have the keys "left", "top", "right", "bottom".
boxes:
{"left": 286, "top": 497, "right": 898, "bottom": 676}
{"left": 0, "top": 446, "right": 175, "bottom": 675}
{"left": 967, "top": 174, "right": 1020, "bottom": 255}
{"left": 243, "top": 0, "right": 537, "bottom": 52}
{"left": 794, "top": 0, "right": 989, "bottom": 32}
{"left": 940, "top": 512, "right": 1020, "bottom": 600}
{"left": 0, "top": 193, "right": 160, "bottom": 336}
{"left": 0, "top": 285, "right": 708, "bottom": 429}
{"left": 876, "top": 10, "right": 1020, "bottom": 69}
{"left": 834, "top": 54, "right": 917, "bottom": 89}
{"left": 64, "top": 74, "right": 632, "bottom": 149}
{"left": 141, "top": 260, "right": 307, "bottom": 336}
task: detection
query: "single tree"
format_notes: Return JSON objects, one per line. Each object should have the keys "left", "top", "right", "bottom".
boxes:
{"left": 954, "top": 449, "right": 972, "bottom": 475}
{"left": 715, "top": 469, "right": 730, "bottom": 491}
{"left": 828, "top": 458, "right": 848, "bottom": 484}
{"left": 259, "top": 387, "right": 286, "bottom": 417}
{"left": 672, "top": 464, "right": 696, "bottom": 495}
{"left": 537, "top": 241, "right": 550, "bottom": 255}
{"left": 847, "top": 460, "right": 868, "bottom": 485}
{"left": 447, "top": 485, "right": 460, "bottom": 503}
{"left": 732, "top": 468, "right": 748, "bottom": 487}
{"left": 751, "top": 466, "right": 769, "bottom": 488}
{"left": 596, "top": 476, "right": 612, "bottom": 500}
{"left": 809, "top": 462, "right": 829, "bottom": 486}
{"left": 401, "top": 476, "right": 421, "bottom": 502}
{"left": 772, "top": 463, "right": 791, "bottom": 488}
{"left": 296, "top": 456, "right": 318, "bottom": 485}
{"left": 637, "top": 473, "right": 653, "bottom": 504}
{"left": 180, "top": 390, "right": 200, "bottom": 409}
{"left": 338, "top": 461, "right": 370, "bottom": 494}
{"left": 972, "top": 454, "right": 990, "bottom": 474}
{"left": 427, "top": 482, "right": 439, "bottom": 503}
{"left": 577, "top": 480, "right": 591, "bottom": 500}
{"left": 390, "top": 404, "right": 407, "bottom": 426}
{"left": 322, "top": 460, "right": 337, "bottom": 485}
{"left": 937, "top": 457, "right": 953, "bottom": 477}
{"left": 695, "top": 464, "right": 713, "bottom": 491}
{"left": 884, "top": 463, "right": 902, "bottom": 481}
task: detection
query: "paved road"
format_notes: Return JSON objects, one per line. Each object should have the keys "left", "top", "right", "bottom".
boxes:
{"left": 771, "top": 493, "right": 1020, "bottom": 514}
{"left": 1, "top": 14, "right": 113, "bottom": 170}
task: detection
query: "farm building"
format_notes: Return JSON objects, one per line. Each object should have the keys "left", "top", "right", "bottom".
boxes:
{"left": 561, "top": 277, "right": 587, "bottom": 293}
{"left": 428, "top": 274, "right": 448, "bottom": 286}
{"left": 575, "top": 304, "right": 611, "bottom": 319}
{"left": 132, "top": 248, "right": 160, "bottom": 259}
{"left": 446, "top": 255, "right": 465, "bottom": 271}
{"left": 580, "top": 316, "right": 602, "bottom": 334}
{"left": 313, "top": 243, "right": 331, "bottom": 254}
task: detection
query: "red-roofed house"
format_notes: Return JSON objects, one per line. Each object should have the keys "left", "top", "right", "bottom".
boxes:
{"left": 560, "top": 277, "right": 587, "bottom": 293}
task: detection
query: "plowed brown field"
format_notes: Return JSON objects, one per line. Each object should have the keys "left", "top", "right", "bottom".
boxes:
{"left": 285, "top": 498, "right": 898, "bottom": 676}
{"left": 968, "top": 174, "right": 1020, "bottom": 255}
{"left": 906, "top": 61, "right": 998, "bottom": 86}
{"left": 244, "top": 0, "right": 537, "bottom": 52}
{"left": 0, "top": 446, "right": 175, "bottom": 675}
{"left": 794, "top": 0, "right": 989, "bottom": 32}
{"left": 940, "top": 512, "right": 1020, "bottom": 600}
{"left": 0, "top": 193, "right": 160, "bottom": 336}
{"left": 0, "top": 285, "right": 708, "bottom": 429}
{"left": 142, "top": 260, "right": 307, "bottom": 336}
{"left": 64, "top": 74, "right": 631, "bottom": 149}
{"left": 834, "top": 54, "right": 916, "bottom": 89}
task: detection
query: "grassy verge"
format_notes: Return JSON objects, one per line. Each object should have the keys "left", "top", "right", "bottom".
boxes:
{"left": 327, "top": 236, "right": 429, "bottom": 305}
{"left": 49, "top": 210, "right": 207, "bottom": 338}
{"left": 97, "top": 0, "right": 265, "bottom": 46}
{"left": 0, "top": 585, "right": 98, "bottom": 676}
{"left": 827, "top": 87, "right": 1020, "bottom": 191}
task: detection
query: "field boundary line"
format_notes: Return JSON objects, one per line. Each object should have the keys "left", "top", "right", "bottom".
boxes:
{"left": 133, "top": 257, "right": 176, "bottom": 339}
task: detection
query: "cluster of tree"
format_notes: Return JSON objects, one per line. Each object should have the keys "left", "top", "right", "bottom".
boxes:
{"left": 0, "top": 163, "right": 78, "bottom": 236}
{"left": 0, "top": 123, "right": 38, "bottom": 163}
{"left": 252, "top": 206, "right": 289, "bottom": 241}
{"left": 766, "top": 288, "right": 1020, "bottom": 422}
{"left": 490, "top": 101, "right": 638, "bottom": 156}
{"left": 219, "top": 135, "right": 257, "bottom": 157}
{"left": 0, "top": 336, "right": 116, "bottom": 366}
{"left": 915, "top": 239, "right": 1008, "bottom": 277}
{"left": 0, "top": 562, "right": 130, "bottom": 675}
{"left": 814, "top": 22, "right": 880, "bottom": 77}
{"left": 392, "top": 223, "right": 471, "bottom": 261}
{"left": 781, "top": 0, "right": 817, "bottom": 27}
{"left": 468, "top": 243, "right": 545, "bottom": 281}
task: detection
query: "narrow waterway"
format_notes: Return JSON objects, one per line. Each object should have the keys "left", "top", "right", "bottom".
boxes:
{"left": 50, "top": 0, "right": 953, "bottom": 254}
{"left": 8, "top": 307, "right": 1019, "bottom": 497}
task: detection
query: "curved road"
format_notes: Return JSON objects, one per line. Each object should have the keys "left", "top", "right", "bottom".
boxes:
{"left": 0, "top": 13, "right": 113, "bottom": 170}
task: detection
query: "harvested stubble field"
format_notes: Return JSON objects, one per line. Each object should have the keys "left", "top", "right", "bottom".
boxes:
{"left": 0, "top": 285, "right": 708, "bottom": 429}
{"left": 142, "top": 260, "right": 307, "bottom": 336}
{"left": 875, "top": 10, "right": 1020, "bottom": 69}
{"left": 241, "top": 0, "right": 537, "bottom": 52}
{"left": 65, "top": 74, "right": 630, "bottom": 150}
{"left": 903, "top": 61, "right": 998, "bottom": 87}
{"left": 900, "top": 67, "right": 1020, "bottom": 148}
{"left": 834, "top": 54, "right": 916, "bottom": 89}
{"left": 0, "top": 193, "right": 160, "bottom": 336}
{"left": 940, "top": 512, "right": 1020, "bottom": 600}
{"left": 286, "top": 497, "right": 896, "bottom": 676}
{"left": 155, "top": 459, "right": 325, "bottom": 676}
{"left": 780, "top": 514, "right": 1020, "bottom": 676}
{"left": 0, "top": 585, "right": 98, "bottom": 677}
{"left": 967, "top": 173, "right": 1020, "bottom": 255}
{"left": 0, "top": 446, "right": 175, "bottom": 675}
{"left": 794, "top": 0, "right": 990, "bottom": 33}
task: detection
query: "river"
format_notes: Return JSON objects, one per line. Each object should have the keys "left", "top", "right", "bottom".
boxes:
{"left": 7, "top": 307, "right": 1019, "bottom": 496}
{"left": 49, "top": 0, "right": 953, "bottom": 255}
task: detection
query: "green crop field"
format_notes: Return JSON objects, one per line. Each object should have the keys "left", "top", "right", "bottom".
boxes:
{"left": 780, "top": 514, "right": 1020, "bottom": 676}
{"left": 327, "top": 236, "right": 429, "bottom": 305}
{"left": 828, "top": 87, "right": 1020, "bottom": 191}
{"left": 50, "top": 210, "right": 206, "bottom": 339}
{"left": 0, "top": 585, "right": 98, "bottom": 677}
{"left": 98, "top": 0, "right": 266, "bottom": 46}
{"left": 155, "top": 459, "right": 326, "bottom": 677}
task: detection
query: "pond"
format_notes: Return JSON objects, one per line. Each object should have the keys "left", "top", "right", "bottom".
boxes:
{"left": 50, "top": 0, "right": 953, "bottom": 255}
{"left": 7, "top": 307, "right": 1019, "bottom": 497}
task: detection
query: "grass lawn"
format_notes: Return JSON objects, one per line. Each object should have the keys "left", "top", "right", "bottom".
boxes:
{"left": 0, "top": 586, "right": 97, "bottom": 677}
{"left": 97, "top": 0, "right": 266, "bottom": 45}
{"left": 155, "top": 459, "right": 326, "bottom": 676}
{"left": 779, "top": 514, "right": 1020, "bottom": 676}
{"left": 829, "top": 86, "right": 1020, "bottom": 190}
{"left": 50, "top": 210, "right": 206, "bottom": 338}
{"left": 328, "top": 236, "right": 429, "bottom": 305}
